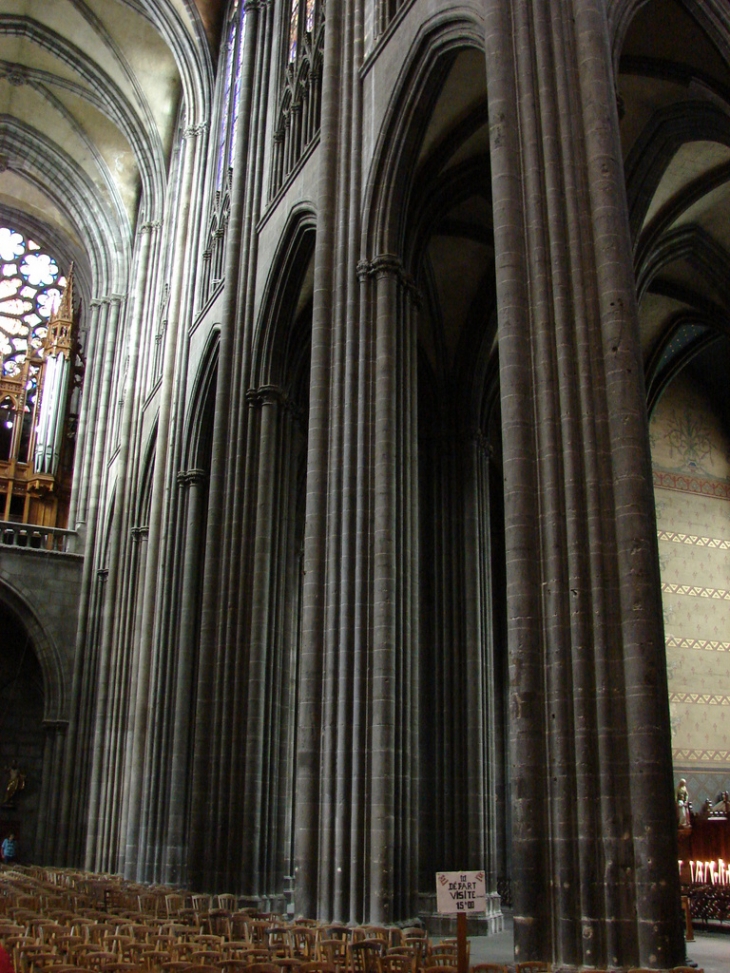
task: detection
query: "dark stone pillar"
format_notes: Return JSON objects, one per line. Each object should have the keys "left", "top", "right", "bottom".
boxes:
{"left": 483, "top": 0, "right": 683, "bottom": 968}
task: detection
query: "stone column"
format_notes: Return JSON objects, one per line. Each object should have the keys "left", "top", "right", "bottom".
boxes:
{"left": 68, "top": 298, "right": 103, "bottom": 538}
{"left": 84, "top": 221, "right": 158, "bottom": 872}
{"left": 35, "top": 719, "right": 68, "bottom": 862}
{"left": 58, "top": 293, "right": 122, "bottom": 865}
{"left": 189, "top": 0, "right": 266, "bottom": 890}
{"left": 123, "top": 116, "right": 207, "bottom": 881}
{"left": 483, "top": 0, "right": 682, "bottom": 968}
{"left": 163, "top": 468, "right": 207, "bottom": 884}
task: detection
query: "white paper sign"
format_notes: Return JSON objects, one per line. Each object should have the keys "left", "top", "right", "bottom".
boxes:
{"left": 435, "top": 870, "right": 487, "bottom": 914}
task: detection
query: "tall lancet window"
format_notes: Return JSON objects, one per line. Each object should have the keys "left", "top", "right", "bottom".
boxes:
{"left": 200, "top": 0, "right": 246, "bottom": 305}
{"left": 270, "top": 0, "right": 325, "bottom": 198}
{"left": 215, "top": 0, "right": 246, "bottom": 193}
{"left": 376, "top": 0, "right": 406, "bottom": 36}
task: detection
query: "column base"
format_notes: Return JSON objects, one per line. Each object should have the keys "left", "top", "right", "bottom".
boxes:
{"left": 417, "top": 891, "right": 504, "bottom": 935}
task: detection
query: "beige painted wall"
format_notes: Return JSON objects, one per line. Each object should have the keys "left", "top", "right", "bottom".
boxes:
{"left": 651, "top": 372, "right": 730, "bottom": 806}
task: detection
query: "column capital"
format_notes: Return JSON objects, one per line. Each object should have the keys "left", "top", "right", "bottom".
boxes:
{"left": 359, "top": 254, "right": 419, "bottom": 298}
{"left": 184, "top": 121, "right": 209, "bottom": 139}
{"left": 42, "top": 719, "right": 69, "bottom": 733}
{"left": 178, "top": 468, "right": 208, "bottom": 487}
{"left": 246, "top": 384, "right": 288, "bottom": 407}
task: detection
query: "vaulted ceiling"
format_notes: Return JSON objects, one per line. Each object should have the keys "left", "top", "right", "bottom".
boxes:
{"left": 0, "top": 0, "right": 219, "bottom": 300}
{"left": 618, "top": 0, "right": 730, "bottom": 419}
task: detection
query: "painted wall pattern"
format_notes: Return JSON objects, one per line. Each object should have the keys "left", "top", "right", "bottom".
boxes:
{"left": 650, "top": 373, "right": 730, "bottom": 805}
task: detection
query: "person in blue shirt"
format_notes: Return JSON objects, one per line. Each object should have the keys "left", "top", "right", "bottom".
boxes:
{"left": 1, "top": 833, "right": 17, "bottom": 862}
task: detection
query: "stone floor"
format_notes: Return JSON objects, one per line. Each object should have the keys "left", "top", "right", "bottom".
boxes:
{"left": 462, "top": 914, "right": 729, "bottom": 972}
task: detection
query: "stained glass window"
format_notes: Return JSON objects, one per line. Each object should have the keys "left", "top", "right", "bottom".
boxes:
{"left": 271, "top": 0, "right": 324, "bottom": 197}
{"left": 289, "top": 0, "right": 319, "bottom": 62}
{"left": 216, "top": 0, "right": 246, "bottom": 191}
{"left": 0, "top": 227, "right": 66, "bottom": 376}
{"left": 289, "top": 0, "right": 299, "bottom": 61}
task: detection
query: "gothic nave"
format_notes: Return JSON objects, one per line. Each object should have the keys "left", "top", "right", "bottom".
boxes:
{"left": 2, "top": 2, "right": 730, "bottom": 970}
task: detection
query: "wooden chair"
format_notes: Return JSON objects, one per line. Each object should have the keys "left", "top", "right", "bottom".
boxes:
{"left": 214, "top": 962, "right": 253, "bottom": 973}
{"left": 213, "top": 897, "right": 236, "bottom": 913}
{"left": 318, "top": 941, "right": 347, "bottom": 971}
{"left": 21, "top": 949, "right": 59, "bottom": 973}
{"left": 297, "top": 963, "right": 336, "bottom": 973}
{"left": 248, "top": 922, "right": 272, "bottom": 948}
{"left": 228, "top": 917, "right": 249, "bottom": 943}
{"left": 425, "top": 945, "right": 459, "bottom": 969}
{"left": 81, "top": 951, "right": 120, "bottom": 971}
{"left": 514, "top": 964, "right": 549, "bottom": 973}
{"left": 267, "top": 929, "right": 291, "bottom": 959}
{"left": 136, "top": 947, "right": 170, "bottom": 971}
{"left": 160, "top": 962, "right": 195, "bottom": 973}
{"left": 188, "top": 951, "right": 221, "bottom": 967}
{"left": 320, "top": 928, "right": 349, "bottom": 945}
{"left": 349, "top": 940, "right": 385, "bottom": 973}
{"left": 274, "top": 960, "right": 304, "bottom": 973}
{"left": 190, "top": 898, "right": 212, "bottom": 927}
{"left": 471, "top": 965, "right": 508, "bottom": 973}
{"left": 137, "top": 895, "right": 163, "bottom": 919}
{"left": 399, "top": 941, "right": 426, "bottom": 968}
{"left": 204, "top": 913, "right": 230, "bottom": 940}
{"left": 672, "top": 968, "right": 704, "bottom": 973}
{"left": 380, "top": 954, "right": 414, "bottom": 973}
{"left": 422, "top": 966, "right": 457, "bottom": 973}
{"left": 289, "top": 928, "right": 317, "bottom": 961}
{"left": 218, "top": 943, "right": 252, "bottom": 960}
{"left": 235, "top": 949, "right": 270, "bottom": 965}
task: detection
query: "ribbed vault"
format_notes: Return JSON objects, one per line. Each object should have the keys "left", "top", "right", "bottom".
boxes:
{"left": 0, "top": 0, "right": 214, "bottom": 304}
{"left": 618, "top": 0, "right": 730, "bottom": 406}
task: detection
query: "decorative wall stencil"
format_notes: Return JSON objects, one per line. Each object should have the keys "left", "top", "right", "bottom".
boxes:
{"left": 662, "top": 407, "right": 714, "bottom": 473}
{"left": 658, "top": 531, "right": 730, "bottom": 549}
{"left": 651, "top": 372, "right": 730, "bottom": 779}
{"left": 670, "top": 693, "right": 730, "bottom": 706}
{"left": 652, "top": 374, "right": 730, "bottom": 479}
{"left": 666, "top": 637, "right": 730, "bottom": 653}
{"left": 675, "top": 751, "right": 730, "bottom": 763}
{"left": 653, "top": 471, "right": 730, "bottom": 498}
{"left": 670, "top": 770, "right": 730, "bottom": 807}
{"left": 662, "top": 583, "right": 730, "bottom": 600}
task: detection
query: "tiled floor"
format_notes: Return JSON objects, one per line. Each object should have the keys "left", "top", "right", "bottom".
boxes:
{"left": 464, "top": 914, "right": 729, "bottom": 971}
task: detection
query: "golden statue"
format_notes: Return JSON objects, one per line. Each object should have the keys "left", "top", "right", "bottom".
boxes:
{"left": 3, "top": 761, "right": 25, "bottom": 806}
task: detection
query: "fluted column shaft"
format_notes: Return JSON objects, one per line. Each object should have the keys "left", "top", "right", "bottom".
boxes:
{"left": 84, "top": 222, "right": 157, "bottom": 870}
{"left": 294, "top": 0, "right": 344, "bottom": 918}
{"left": 123, "top": 120, "right": 206, "bottom": 880}
{"left": 189, "top": 0, "right": 266, "bottom": 888}
{"left": 164, "top": 469, "right": 208, "bottom": 883}
{"left": 484, "top": 0, "right": 682, "bottom": 968}
{"left": 68, "top": 298, "right": 103, "bottom": 537}
{"left": 59, "top": 294, "right": 122, "bottom": 864}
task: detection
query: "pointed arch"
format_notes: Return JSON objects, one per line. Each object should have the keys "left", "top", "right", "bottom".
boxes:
{"left": 185, "top": 329, "right": 220, "bottom": 471}
{"left": 362, "top": 11, "right": 485, "bottom": 261}
{"left": 0, "top": 578, "right": 66, "bottom": 722}
{"left": 252, "top": 203, "right": 316, "bottom": 390}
